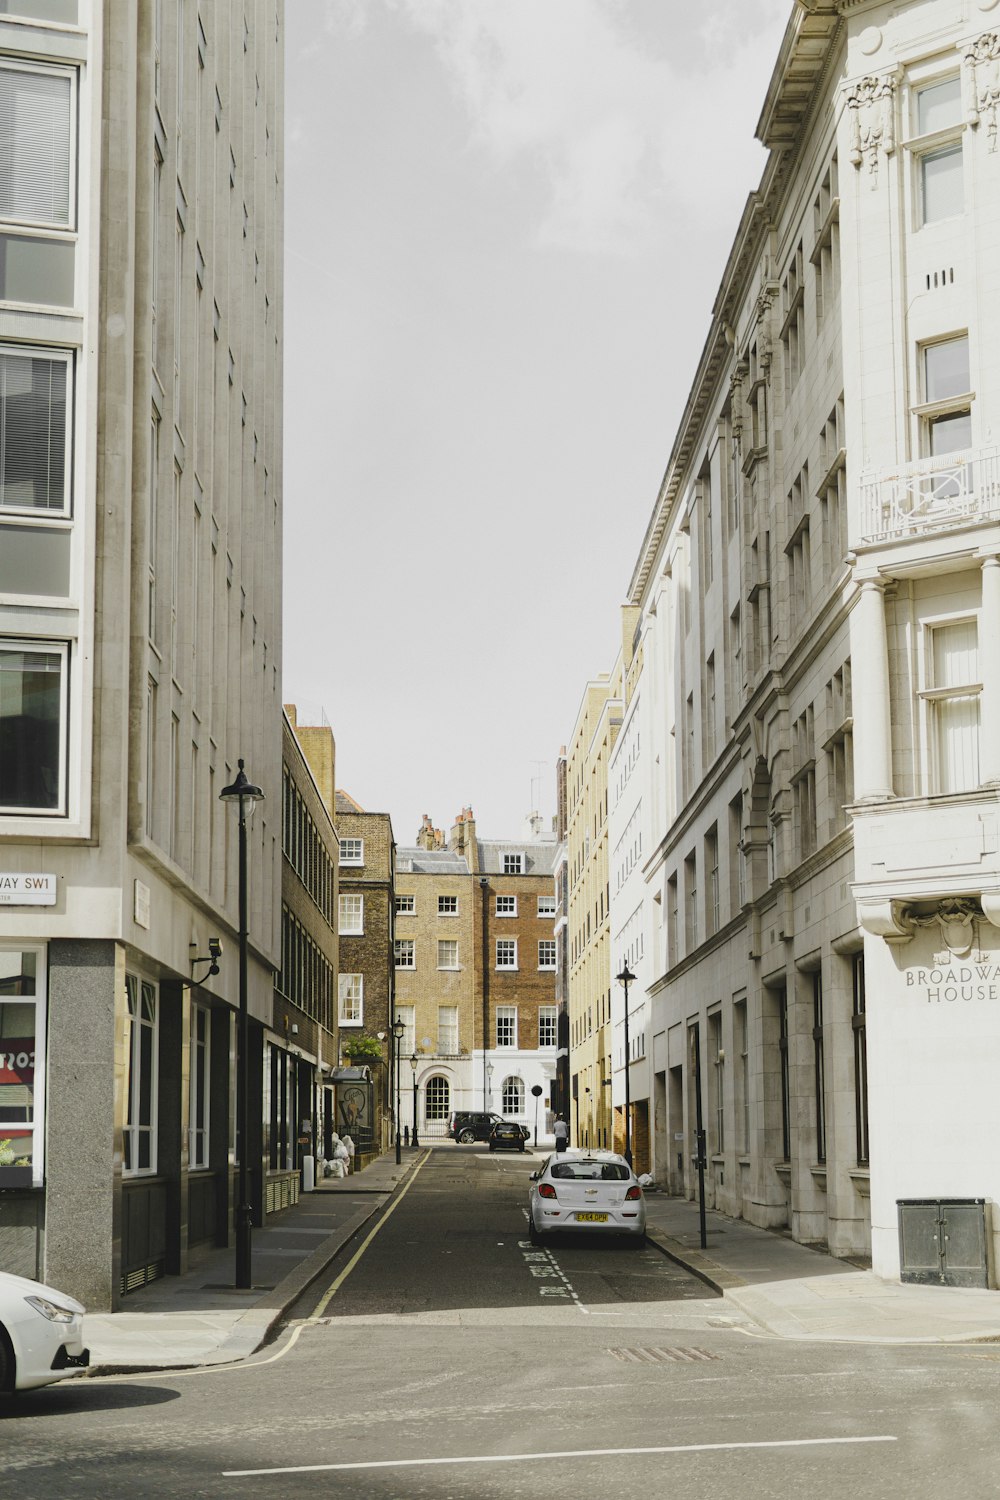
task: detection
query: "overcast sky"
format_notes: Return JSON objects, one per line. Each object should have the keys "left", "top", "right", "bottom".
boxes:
{"left": 282, "top": 0, "right": 791, "bottom": 844}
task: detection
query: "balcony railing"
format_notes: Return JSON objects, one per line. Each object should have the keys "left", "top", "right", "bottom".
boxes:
{"left": 859, "top": 446, "right": 1000, "bottom": 544}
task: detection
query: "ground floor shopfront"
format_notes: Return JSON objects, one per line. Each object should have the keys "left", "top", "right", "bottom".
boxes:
{"left": 0, "top": 937, "right": 329, "bottom": 1311}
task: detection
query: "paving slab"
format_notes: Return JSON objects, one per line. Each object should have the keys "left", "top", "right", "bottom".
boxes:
{"left": 643, "top": 1192, "right": 1000, "bottom": 1344}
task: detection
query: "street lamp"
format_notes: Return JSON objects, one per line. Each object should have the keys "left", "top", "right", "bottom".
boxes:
{"left": 392, "top": 1016, "right": 404, "bottom": 1164}
{"left": 410, "top": 1054, "right": 419, "bottom": 1148}
{"left": 616, "top": 963, "right": 635, "bottom": 1168}
{"left": 486, "top": 1060, "right": 494, "bottom": 1113}
{"left": 219, "top": 758, "right": 264, "bottom": 1289}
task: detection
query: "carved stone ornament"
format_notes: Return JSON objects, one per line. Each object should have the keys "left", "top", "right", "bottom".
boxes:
{"left": 847, "top": 74, "right": 896, "bottom": 185}
{"left": 906, "top": 898, "right": 983, "bottom": 958}
{"left": 964, "top": 33, "right": 1000, "bottom": 150}
{"left": 857, "top": 899, "right": 913, "bottom": 942}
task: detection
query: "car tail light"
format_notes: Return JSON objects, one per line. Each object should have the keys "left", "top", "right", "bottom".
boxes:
{"left": 625, "top": 1185, "right": 643, "bottom": 1201}
{"left": 537, "top": 1182, "right": 557, "bottom": 1199}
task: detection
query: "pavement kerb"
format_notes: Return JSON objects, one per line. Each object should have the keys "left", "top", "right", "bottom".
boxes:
{"left": 86, "top": 1149, "right": 428, "bottom": 1377}
{"left": 644, "top": 1227, "right": 747, "bottom": 1297}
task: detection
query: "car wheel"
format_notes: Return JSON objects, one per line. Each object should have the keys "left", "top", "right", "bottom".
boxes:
{"left": 458, "top": 1129, "right": 476, "bottom": 1144}
{"left": 528, "top": 1212, "right": 542, "bottom": 1245}
{"left": 0, "top": 1325, "right": 15, "bottom": 1395}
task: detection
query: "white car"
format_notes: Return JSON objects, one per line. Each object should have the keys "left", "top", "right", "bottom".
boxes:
{"left": 0, "top": 1270, "right": 90, "bottom": 1393}
{"left": 528, "top": 1149, "right": 646, "bottom": 1243}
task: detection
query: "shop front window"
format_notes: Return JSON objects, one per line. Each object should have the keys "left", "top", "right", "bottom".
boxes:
{"left": 124, "top": 973, "right": 158, "bottom": 1175}
{"left": 0, "top": 947, "right": 43, "bottom": 1185}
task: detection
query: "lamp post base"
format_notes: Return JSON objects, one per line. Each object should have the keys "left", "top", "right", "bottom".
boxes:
{"left": 235, "top": 1201, "right": 253, "bottom": 1289}
{"left": 395, "top": 1130, "right": 401, "bottom": 1165}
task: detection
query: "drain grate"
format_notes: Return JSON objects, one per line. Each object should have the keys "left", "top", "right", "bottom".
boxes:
{"left": 608, "top": 1346, "right": 720, "bottom": 1364}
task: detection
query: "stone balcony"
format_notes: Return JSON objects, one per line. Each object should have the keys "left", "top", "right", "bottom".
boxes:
{"left": 859, "top": 446, "right": 1000, "bottom": 546}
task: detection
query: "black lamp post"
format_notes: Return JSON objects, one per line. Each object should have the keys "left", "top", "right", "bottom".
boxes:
{"left": 392, "top": 1016, "right": 404, "bottom": 1164}
{"left": 219, "top": 757, "right": 264, "bottom": 1289}
{"left": 410, "top": 1054, "right": 419, "bottom": 1148}
{"left": 616, "top": 964, "right": 635, "bottom": 1168}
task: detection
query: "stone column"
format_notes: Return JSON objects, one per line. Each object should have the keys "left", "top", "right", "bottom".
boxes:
{"left": 980, "top": 557, "right": 1000, "bottom": 786}
{"left": 45, "top": 939, "right": 121, "bottom": 1311}
{"left": 852, "top": 580, "right": 895, "bottom": 801}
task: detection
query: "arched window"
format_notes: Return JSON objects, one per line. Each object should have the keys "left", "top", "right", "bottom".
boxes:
{"left": 424, "top": 1074, "right": 450, "bottom": 1121}
{"left": 502, "top": 1076, "right": 524, "bottom": 1116}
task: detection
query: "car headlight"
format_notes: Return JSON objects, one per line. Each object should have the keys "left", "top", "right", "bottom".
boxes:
{"left": 25, "top": 1294, "right": 78, "bottom": 1324}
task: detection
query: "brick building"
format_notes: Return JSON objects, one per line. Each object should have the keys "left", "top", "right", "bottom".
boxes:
{"left": 395, "top": 809, "right": 559, "bottom": 1143}
{"left": 334, "top": 793, "right": 395, "bottom": 1151}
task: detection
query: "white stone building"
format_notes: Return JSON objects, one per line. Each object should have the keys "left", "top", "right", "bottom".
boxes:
{"left": 602, "top": 0, "right": 1000, "bottom": 1284}
{"left": 0, "top": 1, "right": 284, "bottom": 1308}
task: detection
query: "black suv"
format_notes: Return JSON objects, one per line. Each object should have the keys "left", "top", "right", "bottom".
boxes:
{"left": 448, "top": 1111, "right": 504, "bottom": 1144}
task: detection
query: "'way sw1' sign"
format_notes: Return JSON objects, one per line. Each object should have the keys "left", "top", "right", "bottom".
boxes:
{"left": 0, "top": 873, "right": 57, "bottom": 906}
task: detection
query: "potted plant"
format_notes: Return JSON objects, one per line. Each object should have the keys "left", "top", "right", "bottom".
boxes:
{"left": 340, "top": 1034, "right": 383, "bottom": 1064}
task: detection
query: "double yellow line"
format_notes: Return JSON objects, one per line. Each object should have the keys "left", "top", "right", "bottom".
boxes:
{"left": 310, "top": 1149, "right": 430, "bottom": 1318}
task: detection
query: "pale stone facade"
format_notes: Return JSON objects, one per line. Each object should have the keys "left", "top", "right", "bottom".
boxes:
{"left": 593, "top": 0, "right": 1000, "bottom": 1283}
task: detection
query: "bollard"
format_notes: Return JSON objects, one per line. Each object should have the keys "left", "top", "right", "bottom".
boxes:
{"left": 404, "top": 1125, "right": 410, "bottom": 1147}
{"left": 302, "top": 1154, "right": 315, "bottom": 1192}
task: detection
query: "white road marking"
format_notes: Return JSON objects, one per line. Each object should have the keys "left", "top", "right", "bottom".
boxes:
{"left": 223, "top": 1434, "right": 898, "bottom": 1477}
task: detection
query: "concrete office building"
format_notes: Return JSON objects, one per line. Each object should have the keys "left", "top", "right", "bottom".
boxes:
{"left": 0, "top": 1, "right": 284, "bottom": 1307}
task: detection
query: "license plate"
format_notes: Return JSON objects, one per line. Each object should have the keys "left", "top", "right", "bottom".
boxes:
{"left": 575, "top": 1212, "right": 608, "bottom": 1223}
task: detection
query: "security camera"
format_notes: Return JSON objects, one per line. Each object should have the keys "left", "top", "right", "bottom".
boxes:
{"left": 209, "top": 937, "right": 223, "bottom": 961}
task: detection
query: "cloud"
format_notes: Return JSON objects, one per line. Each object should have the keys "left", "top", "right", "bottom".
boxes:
{"left": 371, "top": 0, "right": 791, "bottom": 257}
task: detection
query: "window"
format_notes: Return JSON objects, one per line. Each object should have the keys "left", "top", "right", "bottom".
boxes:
{"left": 0, "top": 347, "right": 71, "bottom": 515}
{"left": 338, "top": 973, "right": 363, "bottom": 1024}
{"left": 709, "top": 1011, "right": 724, "bottom": 1155}
{"left": 396, "top": 894, "right": 414, "bottom": 915}
{"left": 496, "top": 1006, "right": 517, "bottom": 1047}
{"left": 437, "top": 939, "right": 458, "bottom": 970}
{"left": 495, "top": 894, "right": 517, "bottom": 916}
{"left": 852, "top": 954, "right": 869, "bottom": 1165}
{"left": 735, "top": 998, "right": 749, "bottom": 1154}
{"left": 503, "top": 853, "right": 524, "bottom": 874}
{"left": 922, "top": 336, "right": 971, "bottom": 457}
{"left": 189, "top": 1003, "right": 210, "bottom": 1169}
{"left": 496, "top": 939, "right": 517, "bottom": 970}
{"left": 437, "top": 1005, "right": 458, "bottom": 1054}
{"left": 537, "top": 895, "right": 556, "bottom": 918}
{"left": 923, "top": 619, "right": 980, "bottom": 793}
{"left": 0, "top": 947, "right": 45, "bottom": 1187}
{"left": 538, "top": 940, "right": 556, "bottom": 971}
{"left": 705, "top": 826, "right": 720, "bottom": 936}
{"left": 0, "top": 642, "right": 67, "bottom": 814}
{"left": 394, "top": 939, "right": 415, "bottom": 970}
{"left": 124, "top": 973, "right": 158, "bottom": 1175}
{"left": 812, "top": 971, "right": 826, "bottom": 1163}
{"left": 424, "top": 1074, "right": 450, "bottom": 1121}
{"left": 777, "top": 985, "right": 790, "bottom": 1162}
{"left": 339, "top": 838, "right": 363, "bottom": 865}
{"left": 0, "top": 63, "right": 74, "bottom": 228}
{"left": 915, "top": 77, "right": 963, "bottom": 225}
{"left": 338, "top": 894, "right": 363, "bottom": 934}
{"left": 538, "top": 1006, "right": 557, "bottom": 1048}
{"left": 437, "top": 894, "right": 458, "bottom": 916}
{"left": 502, "top": 1076, "right": 524, "bottom": 1115}
{"left": 395, "top": 1005, "right": 415, "bottom": 1057}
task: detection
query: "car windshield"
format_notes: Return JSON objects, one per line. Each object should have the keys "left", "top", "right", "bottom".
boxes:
{"left": 549, "top": 1161, "right": 630, "bottom": 1182}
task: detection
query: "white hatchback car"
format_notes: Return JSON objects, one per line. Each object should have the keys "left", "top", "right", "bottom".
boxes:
{"left": 0, "top": 1270, "right": 90, "bottom": 1394}
{"left": 528, "top": 1149, "right": 646, "bottom": 1243}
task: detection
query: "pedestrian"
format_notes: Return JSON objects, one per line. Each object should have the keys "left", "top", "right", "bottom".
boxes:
{"left": 553, "top": 1114, "right": 569, "bottom": 1153}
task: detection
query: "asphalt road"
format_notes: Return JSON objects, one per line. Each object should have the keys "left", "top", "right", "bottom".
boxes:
{"left": 4, "top": 1146, "right": 1000, "bottom": 1499}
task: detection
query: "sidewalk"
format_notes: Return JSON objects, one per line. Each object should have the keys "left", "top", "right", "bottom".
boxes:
{"left": 85, "top": 1150, "right": 418, "bottom": 1375}
{"left": 643, "top": 1192, "right": 1000, "bottom": 1344}
{"left": 84, "top": 1155, "right": 1000, "bottom": 1375}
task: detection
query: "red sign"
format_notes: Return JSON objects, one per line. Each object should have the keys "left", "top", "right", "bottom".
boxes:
{"left": 0, "top": 1040, "right": 35, "bottom": 1086}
